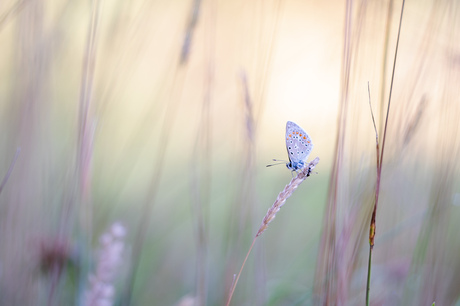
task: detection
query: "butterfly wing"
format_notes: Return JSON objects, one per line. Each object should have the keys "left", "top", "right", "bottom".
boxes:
{"left": 285, "top": 121, "right": 313, "bottom": 170}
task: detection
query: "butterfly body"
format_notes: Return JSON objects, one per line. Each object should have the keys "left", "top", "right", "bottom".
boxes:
{"left": 285, "top": 121, "right": 313, "bottom": 172}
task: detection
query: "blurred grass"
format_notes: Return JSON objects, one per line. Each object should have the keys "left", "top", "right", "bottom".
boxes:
{"left": 0, "top": 0, "right": 460, "bottom": 305}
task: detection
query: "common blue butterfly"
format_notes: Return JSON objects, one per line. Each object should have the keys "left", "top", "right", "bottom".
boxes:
{"left": 285, "top": 121, "right": 313, "bottom": 172}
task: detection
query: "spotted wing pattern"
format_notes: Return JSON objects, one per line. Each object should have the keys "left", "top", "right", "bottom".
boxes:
{"left": 285, "top": 121, "right": 313, "bottom": 171}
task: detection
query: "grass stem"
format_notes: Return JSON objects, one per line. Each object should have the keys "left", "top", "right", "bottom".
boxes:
{"left": 366, "top": 1, "right": 405, "bottom": 305}
{"left": 366, "top": 247, "right": 372, "bottom": 306}
{"left": 226, "top": 158, "right": 319, "bottom": 306}
{"left": 225, "top": 237, "right": 256, "bottom": 306}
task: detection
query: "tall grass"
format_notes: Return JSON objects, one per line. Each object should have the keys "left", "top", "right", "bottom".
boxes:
{"left": 366, "top": 1, "right": 405, "bottom": 305}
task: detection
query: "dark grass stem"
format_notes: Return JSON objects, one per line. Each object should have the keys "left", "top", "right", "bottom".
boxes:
{"left": 226, "top": 158, "right": 319, "bottom": 306}
{"left": 366, "top": 83, "right": 380, "bottom": 305}
{"left": 366, "top": 1, "right": 405, "bottom": 305}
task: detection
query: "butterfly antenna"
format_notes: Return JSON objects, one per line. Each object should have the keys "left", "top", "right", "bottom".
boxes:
{"left": 266, "top": 159, "right": 287, "bottom": 167}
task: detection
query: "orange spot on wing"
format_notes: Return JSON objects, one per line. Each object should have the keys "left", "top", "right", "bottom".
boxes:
{"left": 289, "top": 134, "right": 292, "bottom": 137}
{"left": 303, "top": 136, "right": 306, "bottom": 139}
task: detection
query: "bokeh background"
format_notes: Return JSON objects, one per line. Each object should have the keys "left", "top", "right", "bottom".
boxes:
{"left": 1, "top": 0, "right": 460, "bottom": 305}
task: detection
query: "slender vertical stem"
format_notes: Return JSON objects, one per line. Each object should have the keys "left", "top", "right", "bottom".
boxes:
{"left": 226, "top": 237, "right": 256, "bottom": 306}
{"left": 366, "top": 248, "right": 372, "bottom": 306}
{"left": 379, "top": 0, "right": 405, "bottom": 172}
{"left": 226, "top": 159, "right": 318, "bottom": 306}
{"left": 366, "top": 1, "right": 405, "bottom": 305}
{"left": 366, "top": 82, "right": 380, "bottom": 306}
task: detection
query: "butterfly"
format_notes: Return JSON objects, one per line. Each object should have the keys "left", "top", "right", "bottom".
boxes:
{"left": 267, "top": 121, "right": 314, "bottom": 173}
{"left": 285, "top": 121, "right": 313, "bottom": 172}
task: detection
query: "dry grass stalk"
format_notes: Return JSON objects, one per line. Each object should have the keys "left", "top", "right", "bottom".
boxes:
{"left": 367, "top": 1, "right": 405, "bottom": 305}
{"left": 256, "top": 157, "right": 320, "bottom": 237}
{"left": 226, "top": 157, "right": 319, "bottom": 306}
